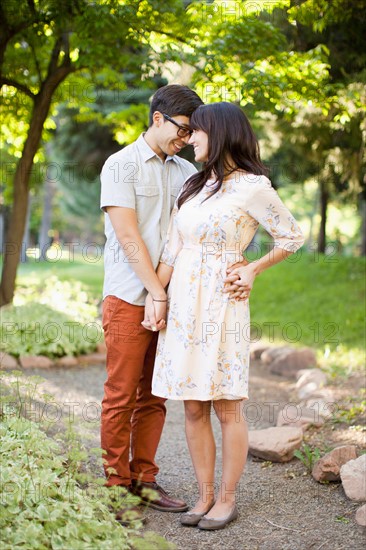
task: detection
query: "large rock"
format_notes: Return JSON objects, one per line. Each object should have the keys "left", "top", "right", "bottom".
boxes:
{"left": 0, "top": 351, "right": 18, "bottom": 369}
{"left": 270, "top": 348, "right": 317, "bottom": 378}
{"left": 260, "top": 346, "right": 293, "bottom": 364}
{"left": 248, "top": 427, "right": 303, "bottom": 462}
{"left": 250, "top": 342, "right": 271, "bottom": 360}
{"left": 312, "top": 446, "right": 358, "bottom": 482}
{"left": 19, "top": 355, "right": 53, "bottom": 368}
{"left": 277, "top": 405, "right": 324, "bottom": 430}
{"left": 340, "top": 455, "right": 366, "bottom": 502}
{"left": 295, "top": 368, "right": 327, "bottom": 400}
{"left": 355, "top": 504, "right": 366, "bottom": 527}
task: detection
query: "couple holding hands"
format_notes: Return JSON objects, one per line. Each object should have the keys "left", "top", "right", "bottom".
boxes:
{"left": 100, "top": 85, "right": 304, "bottom": 530}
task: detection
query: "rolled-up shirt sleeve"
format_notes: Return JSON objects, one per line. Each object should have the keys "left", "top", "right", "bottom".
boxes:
{"left": 100, "top": 153, "right": 136, "bottom": 211}
{"left": 246, "top": 176, "right": 305, "bottom": 252}
{"left": 160, "top": 204, "right": 183, "bottom": 267}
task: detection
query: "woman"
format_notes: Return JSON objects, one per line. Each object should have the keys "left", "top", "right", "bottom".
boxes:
{"left": 142, "top": 102, "right": 305, "bottom": 530}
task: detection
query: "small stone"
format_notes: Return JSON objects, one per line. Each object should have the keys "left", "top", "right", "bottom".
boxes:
{"left": 19, "top": 355, "right": 54, "bottom": 368}
{"left": 312, "top": 446, "right": 358, "bottom": 482}
{"left": 97, "top": 341, "right": 107, "bottom": 354}
{"left": 78, "top": 352, "right": 106, "bottom": 365}
{"left": 340, "top": 455, "right": 366, "bottom": 502}
{"left": 0, "top": 351, "right": 18, "bottom": 369}
{"left": 277, "top": 405, "right": 324, "bottom": 430}
{"left": 355, "top": 504, "right": 366, "bottom": 527}
{"left": 260, "top": 346, "right": 293, "bottom": 364}
{"left": 270, "top": 348, "right": 317, "bottom": 378}
{"left": 56, "top": 355, "right": 78, "bottom": 367}
{"left": 304, "top": 390, "right": 336, "bottom": 418}
{"left": 296, "top": 369, "right": 327, "bottom": 400}
{"left": 249, "top": 426, "right": 303, "bottom": 462}
{"left": 250, "top": 342, "right": 270, "bottom": 360}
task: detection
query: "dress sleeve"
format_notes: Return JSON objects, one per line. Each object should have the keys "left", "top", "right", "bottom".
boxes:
{"left": 246, "top": 176, "right": 305, "bottom": 252}
{"left": 160, "top": 204, "right": 183, "bottom": 267}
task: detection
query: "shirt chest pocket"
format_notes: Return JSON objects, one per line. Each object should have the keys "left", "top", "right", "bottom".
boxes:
{"left": 135, "top": 186, "right": 160, "bottom": 222}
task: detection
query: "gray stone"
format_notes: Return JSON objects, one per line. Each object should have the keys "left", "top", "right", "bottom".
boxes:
{"left": 312, "top": 446, "right": 358, "bottom": 482}
{"left": 304, "top": 390, "right": 336, "bottom": 418}
{"left": 340, "top": 455, "right": 366, "bottom": 502}
{"left": 249, "top": 426, "right": 303, "bottom": 462}
{"left": 355, "top": 504, "right": 366, "bottom": 527}
{"left": 0, "top": 351, "right": 18, "bottom": 369}
{"left": 19, "top": 355, "right": 54, "bottom": 368}
{"left": 296, "top": 368, "right": 327, "bottom": 400}
{"left": 270, "top": 348, "right": 317, "bottom": 378}
{"left": 277, "top": 405, "right": 324, "bottom": 430}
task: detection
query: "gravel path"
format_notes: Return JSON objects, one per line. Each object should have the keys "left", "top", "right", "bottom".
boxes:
{"left": 22, "top": 363, "right": 365, "bottom": 550}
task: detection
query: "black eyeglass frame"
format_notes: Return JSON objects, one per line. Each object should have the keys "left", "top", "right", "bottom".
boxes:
{"left": 162, "top": 113, "right": 193, "bottom": 138}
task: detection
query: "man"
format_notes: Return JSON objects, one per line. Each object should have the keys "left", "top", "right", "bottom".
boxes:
{"left": 100, "top": 85, "right": 203, "bottom": 522}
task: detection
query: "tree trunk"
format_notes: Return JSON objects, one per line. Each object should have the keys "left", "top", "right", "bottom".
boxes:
{"left": 20, "top": 194, "right": 32, "bottom": 263}
{"left": 318, "top": 179, "right": 328, "bottom": 254}
{"left": 0, "top": 66, "right": 71, "bottom": 306}
{"left": 360, "top": 198, "right": 366, "bottom": 256}
{"left": 39, "top": 172, "right": 55, "bottom": 261}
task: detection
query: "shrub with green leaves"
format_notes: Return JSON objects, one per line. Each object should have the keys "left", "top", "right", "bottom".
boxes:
{"left": 1, "top": 276, "right": 102, "bottom": 358}
{"left": 1, "top": 302, "right": 101, "bottom": 358}
{"left": 0, "top": 371, "right": 174, "bottom": 550}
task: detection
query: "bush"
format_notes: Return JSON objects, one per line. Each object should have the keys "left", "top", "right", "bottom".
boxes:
{"left": 0, "top": 371, "right": 173, "bottom": 550}
{"left": 1, "top": 277, "right": 102, "bottom": 358}
{"left": 0, "top": 303, "right": 101, "bottom": 358}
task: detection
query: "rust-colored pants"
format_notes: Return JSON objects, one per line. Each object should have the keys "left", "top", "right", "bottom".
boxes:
{"left": 101, "top": 295, "right": 166, "bottom": 487}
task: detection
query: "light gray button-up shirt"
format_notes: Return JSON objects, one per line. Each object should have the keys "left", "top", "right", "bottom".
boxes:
{"left": 100, "top": 134, "right": 196, "bottom": 305}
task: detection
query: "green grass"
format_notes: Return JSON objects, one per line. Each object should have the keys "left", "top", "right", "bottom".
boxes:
{"left": 13, "top": 251, "right": 366, "bottom": 368}
{"left": 16, "top": 254, "right": 104, "bottom": 300}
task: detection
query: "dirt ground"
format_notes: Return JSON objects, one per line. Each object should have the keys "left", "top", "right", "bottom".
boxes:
{"left": 20, "top": 361, "right": 365, "bottom": 550}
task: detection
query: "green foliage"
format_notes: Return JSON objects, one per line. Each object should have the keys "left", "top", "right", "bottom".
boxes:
{"left": 294, "top": 444, "right": 322, "bottom": 473}
{"left": 332, "top": 391, "right": 366, "bottom": 426}
{"left": 0, "top": 302, "right": 100, "bottom": 358}
{"left": 0, "top": 370, "right": 172, "bottom": 549}
{"left": 0, "top": 276, "right": 101, "bottom": 357}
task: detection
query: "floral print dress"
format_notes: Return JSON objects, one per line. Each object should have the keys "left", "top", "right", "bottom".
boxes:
{"left": 152, "top": 174, "right": 304, "bottom": 401}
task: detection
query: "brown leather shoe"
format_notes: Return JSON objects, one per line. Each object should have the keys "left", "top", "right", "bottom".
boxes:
{"left": 131, "top": 481, "right": 188, "bottom": 512}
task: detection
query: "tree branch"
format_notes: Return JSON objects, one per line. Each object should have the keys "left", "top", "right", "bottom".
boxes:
{"left": 0, "top": 78, "right": 35, "bottom": 98}
{"left": 47, "top": 36, "right": 63, "bottom": 76}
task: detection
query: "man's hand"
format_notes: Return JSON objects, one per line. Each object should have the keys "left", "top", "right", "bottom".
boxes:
{"left": 141, "top": 293, "right": 167, "bottom": 331}
{"left": 224, "top": 258, "right": 255, "bottom": 301}
{"left": 224, "top": 258, "right": 251, "bottom": 301}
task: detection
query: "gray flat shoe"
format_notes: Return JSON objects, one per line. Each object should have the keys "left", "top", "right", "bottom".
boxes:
{"left": 197, "top": 505, "right": 238, "bottom": 530}
{"left": 180, "top": 502, "right": 215, "bottom": 526}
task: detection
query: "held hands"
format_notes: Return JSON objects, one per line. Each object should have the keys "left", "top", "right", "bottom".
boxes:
{"left": 223, "top": 259, "right": 256, "bottom": 301}
{"left": 141, "top": 292, "right": 167, "bottom": 332}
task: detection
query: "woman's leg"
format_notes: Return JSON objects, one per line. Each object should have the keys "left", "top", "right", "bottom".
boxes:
{"left": 184, "top": 400, "right": 216, "bottom": 513}
{"left": 208, "top": 399, "right": 248, "bottom": 517}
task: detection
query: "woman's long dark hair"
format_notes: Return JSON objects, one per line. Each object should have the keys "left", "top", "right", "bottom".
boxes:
{"left": 177, "top": 102, "right": 268, "bottom": 209}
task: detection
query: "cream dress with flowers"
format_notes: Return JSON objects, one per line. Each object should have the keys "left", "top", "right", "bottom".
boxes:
{"left": 152, "top": 174, "right": 304, "bottom": 401}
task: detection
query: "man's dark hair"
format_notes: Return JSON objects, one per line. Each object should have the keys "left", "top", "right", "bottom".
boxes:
{"left": 149, "top": 84, "right": 203, "bottom": 126}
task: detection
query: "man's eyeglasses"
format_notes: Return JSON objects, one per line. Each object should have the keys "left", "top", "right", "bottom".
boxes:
{"left": 162, "top": 113, "right": 193, "bottom": 138}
